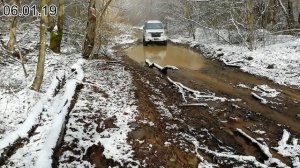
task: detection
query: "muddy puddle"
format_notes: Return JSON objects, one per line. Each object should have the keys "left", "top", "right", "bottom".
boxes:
{"left": 126, "top": 44, "right": 208, "bottom": 70}
{"left": 126, "top": 44, "right": 300, "bottom": 133}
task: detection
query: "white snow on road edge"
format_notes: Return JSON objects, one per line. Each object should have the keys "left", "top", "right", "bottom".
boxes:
{"left": 170, "top": 36, "right": 300, "bottom": 88}
{"left": 274, "top": 129, "right": 300, "bottom": 168}
{"left": 35, "top": 59, "right": 85, "bottom": 168}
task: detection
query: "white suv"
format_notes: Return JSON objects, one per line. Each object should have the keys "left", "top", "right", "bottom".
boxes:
{"left": 143, "top": 20, "right": 167, "bottom": 46}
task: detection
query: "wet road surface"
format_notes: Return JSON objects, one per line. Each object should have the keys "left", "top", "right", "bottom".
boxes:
{"left": 126, "top": 45, "right": 208, "bottom": 70}
{"left": 126, "top": 44, "right": 300, "bottom": 133}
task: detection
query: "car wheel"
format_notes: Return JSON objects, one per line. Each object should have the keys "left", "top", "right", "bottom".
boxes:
{"left": 163, "top": 41, "right": 167, "bottom": 46}
{"left": 143, "top": 39, "right": 148, "bottom": 46}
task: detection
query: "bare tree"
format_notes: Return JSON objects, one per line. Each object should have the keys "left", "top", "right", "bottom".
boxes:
{"left": 49, "top": 0, "right": 64, "bottom": 53}
{"left": 266, "top": 0, "right": 278, "bottom": 27}
{"left": 287, "top": 0, "right": 296, "bottom": 33}
{"left": 47, "top": 0, "right": 55, "bottom": 31}
{"left": 82, "top": 0, "right": 96, "bottom": 59}
{"left": 82, "top": 0, "right": 113, "bottom": 59}
{"left": 247, "top": 0, "right": 255, "bottom": 51}
{"left": 185, "top": 0, "right": 195, "bottom": 39}
{"left": 7, "top": 0, "right": 20, "bottom": 51}
{"left": 31, "top": 0, "right": 48, "bottom": 91}
{"left": 278, "top": 0, "right": 298, "bottom": 34}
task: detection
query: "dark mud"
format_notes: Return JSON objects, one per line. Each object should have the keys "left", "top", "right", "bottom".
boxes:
{"left": 126, "top": 45, "right": 208, "bottom": 70}
{"left": 125, "top": 44, "right": 300, "bottom": 167}
{"left": 126, "top": 44, "right": 300, "bottom": 133}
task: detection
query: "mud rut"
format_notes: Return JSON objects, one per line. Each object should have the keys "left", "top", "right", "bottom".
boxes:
{"left": 123, "top": 54, "right": 298, "bottom": 167}
{"left": 1, "top": 44, "right": 300, "bottom": 167}
{"left": 123, "top": 43, "right": 300, "bottom": 167}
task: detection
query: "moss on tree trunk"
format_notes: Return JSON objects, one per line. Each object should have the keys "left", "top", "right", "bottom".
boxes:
{"left": 49, "top": 0, "right": 64, "bottom": 53}
{"left": 50, "top": 29, "right": 63, "bottom": 53}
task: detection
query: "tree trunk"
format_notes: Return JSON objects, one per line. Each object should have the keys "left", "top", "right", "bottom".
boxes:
{"left": 75, "top": 0, "right": 79, "bottom": 17}
{"left": 278, "top": 0, "right": 296, "bottom": 34}
{"left": 31, "top": 0, "right": 48, "bottom": 91}
{"left": 287, "top": 0, "right": 296, "bottom": 33}
{"left": 7, "top": 0, "right": 20, "bottom": 51}
{"left": 92, "top": 0, "right": 114, "bottom": 57}
{"left": 47, "top": 0, "right": 55, "bottom": 31}
{"left": 268, "top": 0, "right": 278, "bottom": 26}
{"left": 185, "top": 0, "right": 195, "bottom": 40}
{"left": 49, "top": 0, "right": 64, "bottom": 53}
{"left": 82, "top": 0, "right": 113, "bottom": 59}
{"left": 82, "top": 0, "right": 96, "bottom": 59}
{"left": 246, "top": 0, "right": 255, "bottom": 51}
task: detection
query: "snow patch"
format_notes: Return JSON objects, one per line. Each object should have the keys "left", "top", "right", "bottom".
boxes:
{"left": 0, "top": 71, "right": 65, "bottom": 156}
{"left": 253, "top": 85, "right": 280, "bottom": 98}
{"left": 274, "top": 129, "right": 300, "bottom": 167}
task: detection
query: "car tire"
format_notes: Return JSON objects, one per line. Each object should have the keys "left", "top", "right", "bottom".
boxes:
{"left": 163, "top": 41, "right": 167, "bottom": 46}
{"left": 143, "top": 38, "right": 148, "bottom": 46}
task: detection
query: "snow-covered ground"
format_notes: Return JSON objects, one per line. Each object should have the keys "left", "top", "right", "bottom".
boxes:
{"left": 1, "top": 59, "right": 85, "bottom": 167}
{"left": 0, "top": 23, "right": 139, "bottom": 167}
{"left": 0, "top": 26, "right": 81, "bottom": 139}
{"left": 275, "top": 129, "right": 300, "bottom": 167}
{"left": 58, "top": 60, "right": 139, "bottom": 167}
{"left": 170, "top": 29, "right": 300, "bottom": 88}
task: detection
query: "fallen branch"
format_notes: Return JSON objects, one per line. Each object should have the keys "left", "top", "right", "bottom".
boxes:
{"left": 167, "top": 76, "right": 188, "bottom": 103}
{"left": 236, "top": 128, "right": 288, "bottom": 167}
{"left": 274, "top": 129, "right": 300, "bottom": 167}
{"left": 236, "top": 128, "right": 272, "bottom": 158}
{"left": 180, "top": 103, "right": 208, "bottom": 107}
{"left": 199, "top": 146, "right": 268, "bottom": 168}
{"left": 11, "top": 30, "right": 29, "bottom": 77}
{"left": 167, "top": 77, "right": 227, "bottom": 103}
{"left": 251, "top": 92, "right": 267, "bottom": 104}
{"left": 221, "top": 58, "right": 243, "bottom": 67}
{"left": 145, "top": 59, "right": 178, "bottom": 74}
{"left": 15, "top": 42, "right": 28, "bottom": 77}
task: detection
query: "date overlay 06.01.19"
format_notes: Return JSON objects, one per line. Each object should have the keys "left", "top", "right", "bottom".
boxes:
{"left": 0, "top": 4, "right": 57, "bottom": 17}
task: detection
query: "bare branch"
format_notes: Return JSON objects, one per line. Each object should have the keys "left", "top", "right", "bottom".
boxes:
{"left": 277, "top": 0, "right": 288, "bottom": 16}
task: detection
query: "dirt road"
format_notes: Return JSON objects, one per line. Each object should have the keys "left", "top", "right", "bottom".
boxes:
{"left": 123, "top": 43, "right": 300, "bottom": 167}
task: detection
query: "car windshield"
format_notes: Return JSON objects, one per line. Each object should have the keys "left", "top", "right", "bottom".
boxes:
{"left": 146, "top": 23, "right": 163, "bottom": 29}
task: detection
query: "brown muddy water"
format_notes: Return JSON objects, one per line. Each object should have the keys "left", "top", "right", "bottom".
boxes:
{"left": 126, "top": 44, "right": 300, "bottom": 133}
{"left": 126, "top": 45, "right": 208, "bottom": 70}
